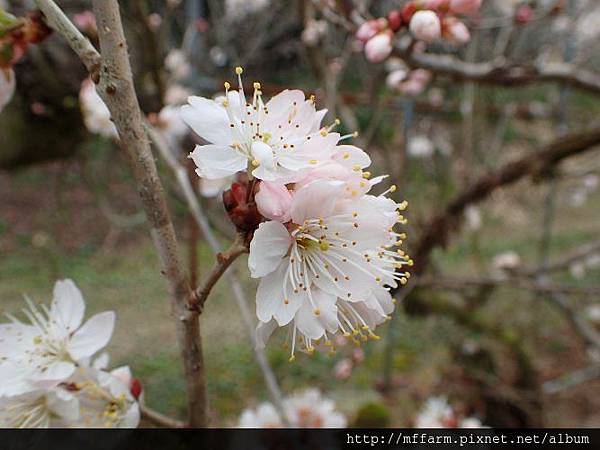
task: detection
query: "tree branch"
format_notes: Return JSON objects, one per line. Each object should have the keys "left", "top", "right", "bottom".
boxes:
{"left": 189, "top": 235, "right": 248, "bottom": 313}
{"left": 410, "top": 125, "right": 600, "bottom": 275}
{"left": 417, "top": 276, "right": 600, "bottom": 297}
{"left": 36, "top": 0, "right": 208, "bottom": 427}
{"left": 140, "top": 404, "right": 186, "bottom": 428}
{"left": 146, "top": 124, "right": 292, "bottom": 427}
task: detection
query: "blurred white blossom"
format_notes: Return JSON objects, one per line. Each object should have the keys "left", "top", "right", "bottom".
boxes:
{"left": 79, "top": 79, "right": 118, "bottom": 139}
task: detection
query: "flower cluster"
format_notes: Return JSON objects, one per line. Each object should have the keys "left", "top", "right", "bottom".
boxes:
{"left": 181, "top": 68, "right": 412, "bottom": 360}
{"left": 415, "top": 396, "right": 484, "bottom": 428}
{"left": 239, "top": 389, "right": 346, "bottom": 428}
{"left": 0, "top": 280, "right": 140, "bottom": 428}
{"left": 355, "top": 0, "right": 482, "bottom": 63}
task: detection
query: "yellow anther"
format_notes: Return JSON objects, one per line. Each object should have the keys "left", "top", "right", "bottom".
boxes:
{"left": 309, "top": 94, "right": 316, "bottom": 103}
{"left": 360, "top": 181, "right": 366, "bottom": 188}
{"left": 324, "top": 341, "right": 332, "bottom": 347}
{"left": 398, "top": 200, "right": 408, "bottom": 210}
{"left": 352, "top": 329, "right": 359, "bottom": 336}
{"left": 222, "top": 99, "right": 229, "bottom": 107}
{"left": 342, "top": 152, "right": 350, "bottom": 159}
{"left": 351, "top": 190, "right": 358, "bottom": 197}
{"left": 284, "top": 298, "right": 289, "bottom": 305}
{"left": 375, "top": 277, "right": 382, "bottom": 282}
{"left": 319, "top": 241, "right": 330, "bottom": 251}
{"left": 352, "top": 131, "right": 359, "bottom": 137}
{"left": 253, "top": 82, "right": 261, "bottom": 90}
{"left": 400, "top": 277, "right": 408, "bottom": 285}
{"left": 251, "top": 159, "right": 260, "bottom": 167}
{"left": 405, "top": 272, "right": 411, "bottom": 278}
{"left": 369, "top": 332, "right": 381, "bottom": 340}
{"left": 314, "top": 308, "right": 321, "bottom": 316}
{"left": 224, "top": 81, "right": 231, "bottom": 90}
{"left": 33, "top": 336, "right": 42, "bottom": 345}
{"left": 399, "top": 233, "right": 407, "bottom": 239}
{"left": 390, "top": 184, "right": 397, "bottom": 193}
{"left": 235, "top": 66, "right": 243, "bottom": 75}
{"left": 361, "top": 325, "right": 370, "bottom": 330}
{"left": 309, "top": 159, "right": 318, "bottom": 165}
{"left": 334, "top": 118, "right": 341, "bottom": 125}
{"left": 392, "top": 298, "right": 397, "bottom": 304}
{"left": 289, "top": 355, "right": 296, "bottom": 362}
{"left": 362, "top": 171, "right": 371, "bottom": 178}
{"left": 320, "top": 130, "right": 328, "bottom": 136}
{"left": 352, "top": 164, "right": 361, "bottom": 172}
{"left": 408, "top": 259, "right": 414, "bottom": 266}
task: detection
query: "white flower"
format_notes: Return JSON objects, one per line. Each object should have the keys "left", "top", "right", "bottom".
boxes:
{"left": 408, "top": 135, "right": 434, "bottom": 158}
{"left": 79, "top": 78, "right": 118, "bottom": 139}
{"left": 199, "top": 176, "right": 235, "bottom": 198}
{"left": 285, "top": 389, "right": 346, "bottom": 428}
{"left": 181, "top": 68, "right": 331, "bottom": 182}
{"left": 0, "top": 67, "right": 15, "bottom": 114}
{"left": 165, "top": 49, "right": 191, "bottom": 81}
{"left": 415, "top": 396, "right": 455, "bottom": 428}
{"left": 239, "top": 401, "right": 283, "bottom": 427}
{"left": 225, "top": 0, "right": 269, "bottom": 21}
{"left": 464, "top": 206, "right": 482, "bottom": 231}
{"left": 0, "top": 279, "right": 115, "bottom": 396}
{"left": 586, "top": 305, "right": 600, "bottom": 326}
{"left": 416, "top": 396, "right": 485, "bottom": 428}
{"left": 73, "top": 366, "right": 140, "bottom": 428}
{"left": 248, "top": 179, "right": 409, "bottom": 359}
{"left": 491, "top": 251, "right": 521, "bottom": 274}
{"left": 239, "top": 389, "right": 346, "bottom": 428}
{"left": 165, "top": 84, "right": 194, "bottom": 105}
{"left": 156, "top": 105, "right": 189, "bottom": 147}
{"left": 0, "top": 388, "right": 79, "bottom": 428}
{"left": 409, "top": 11, "right": 442, "bottom": 43}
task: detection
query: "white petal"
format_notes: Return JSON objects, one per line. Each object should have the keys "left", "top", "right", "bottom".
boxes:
{"left": 47, "top": 389, "right": 80, "bottom": 422}
{"left": 255, "top": 320, "right": 278, "bottom": 349}
{"left": 180, "top": 97, "right": 231, "bottom": 146}
{"left": 290, "top": 180, "right": 345, "bottom": 225}
{"left": 67, "top": 311, "right": 115, "bottom": 360}
{"left": 256, "top": 261, "right": 302, "bottom": 325}
{"left": 189, "top": 144, "right": 247, "bottom": 179}
{"left": 264, "top": 89, "right": 305, "bottom": 119}
{"left": 29, "top": 361, "right": 75, "bottom": 387}
{"left": 51, "top": 279, "right": 85, "bottom": 332}
{"left": 295, "top": 290, "right": 336, "bottom": 339}
{"left": 110, "top": 366, "right": 132, "bottom": 387}
{"left": 333, "top": 145, "right": 371, "bottom": 168}
{"left": 93, "top": 352, "right": 110, "bottom": 370}
{"left": 248, "top": 221, "right": 292, "bottom": 278}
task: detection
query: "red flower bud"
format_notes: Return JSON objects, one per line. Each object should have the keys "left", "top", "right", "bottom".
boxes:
{"left": 223, "top": 181, "right": 263, "bottom": 235}
{"left": 387, "top": 9, "right": 403, "bottom": 32}
{"left": 130, "top": 378, "right": 143, "bottom": 400}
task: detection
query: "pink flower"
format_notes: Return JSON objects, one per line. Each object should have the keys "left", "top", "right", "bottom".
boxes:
{"left": 334, "top": 359, "right": 354, "bottom": 380}
{"left": 73, "top": 11, "right": 97, "bottom": 36}
{"left": 443, "top": 18, "right": 470, "bottom": 45}
{"left": 448, "top": 0, "right": 481, "bottom": 15}
{"left": 364, "top": 32, "right": 393, "bottom": 63}
{"left": 409, "top": 11, "right": 441, "bottom": 43}
{"left": 255, "top": 181, "right": 293, "bottom": 223}
{"left": 355, "top": 20, "right": 379, "bottom": 42}
{"left": 386, "top": 69, "right": 409, "bottom": 89}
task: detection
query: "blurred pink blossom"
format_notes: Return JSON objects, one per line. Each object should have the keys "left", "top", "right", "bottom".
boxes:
{"left": 73, "top": 11, "right": 97, "bottom": 36}
{"left": 364, "top": 32, "right": 393, "bottom": 63}
{"left": 333, "top": 359, "right": 353, "bottom": 380}
{"left": 355, "top": 20, "right": 379, "bottom": 42}
{"left": 443, "top": 18, "right": 470, "bottom": 45}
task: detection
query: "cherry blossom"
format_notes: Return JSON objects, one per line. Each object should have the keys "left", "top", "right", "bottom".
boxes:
{"left": 248, "top": 179, "right": 409, "bottom": 359}
{"left": 0, "top": 388, "right": 79, "bottom": 428}
{"left": 182, "top": 67, "right": 332, "bottom": 182}
{"left": 415, "top": 396, "right": 484, "bottom": 428}
{"left": 79, "top": 78, "right": 118, "bottom": 139}
{"left": 239, "top": 389, "right": 346, "bottom": 428}
{"left": 0, "top": 279, "right": 115, "bottom": 396}
{"left": 364, "top": 32, "right": 393, "bottom": 63}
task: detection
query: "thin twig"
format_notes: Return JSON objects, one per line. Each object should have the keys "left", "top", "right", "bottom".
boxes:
{"left": 36, "top": 0, "right": 208, "bottom": 427}
{"left": 140, "top": 404, "right": 186, "bottom": 428}
{"left": 543, "top": 364, "right": 600, "bottom": 394}
{"left": 417, "top": 276, "right": 600, "bottom": 297}
{"left": 190, "top": 235, "right": 248, "bottom": 313}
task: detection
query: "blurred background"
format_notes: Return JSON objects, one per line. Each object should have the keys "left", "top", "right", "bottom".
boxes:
{"left": 1, "top": 0, "right": 600, "bottom": 427}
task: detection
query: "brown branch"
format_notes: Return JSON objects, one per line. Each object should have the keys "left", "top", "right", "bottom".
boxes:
{"left": 36, "top": 0, "right": 208, "bottom": 427}
{"left": 140, "top": 404, "right": 186, "bottom": 428}
{"left": 410, "top": 125, "right": 600, "bottom": 275}
{"left": 521, "top": 240, "right": 600, "bottom": 277}
{"left": 417, "top": 276, "right": 600, "bottom": 297}
{"left": 189, "top": 235, "right": 248, "bottom": 313}
{"left": 396, "top": 48, "right": 600, "bottom": 95}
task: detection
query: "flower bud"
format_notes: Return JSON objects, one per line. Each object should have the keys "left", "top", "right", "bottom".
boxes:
{"left": 448, "top": 0, "right": 481, "bottom": 15}
{"left": 443, "top": 18, "right": 470, "bottom": 45}
{"left": 387, "top": 9, "right": 403, "bottom": 32}
{"left": 355, "top": 20, "right": 379, "bottom": 42}
{"left": 364, "top": 32, "right": 393, "bottom": 63}
{"left": 409, "top": 11, "right": 441, "bottom": 43}
{"left": 255, "top": 181, "right": 292, "bottom": 223}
